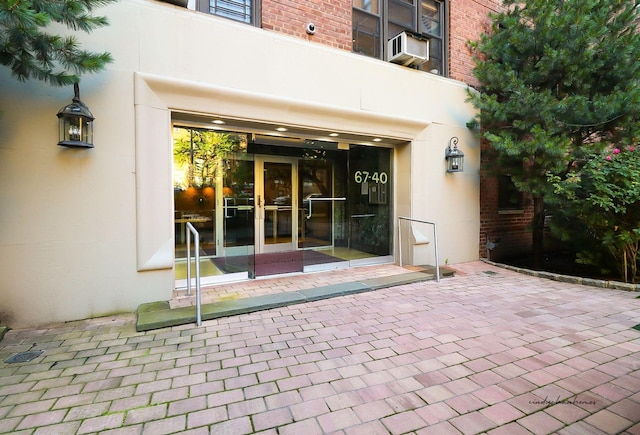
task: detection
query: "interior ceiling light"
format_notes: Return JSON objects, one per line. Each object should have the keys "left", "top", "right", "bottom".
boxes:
{"left": 329, "top": 133, "right": 339, "bottom": 137}
{"left": 212, "top": 119, "right": 225, "bottom": 124}
{"left": 372, "top": 138, "right": 382, "bottom": 142}
{"left": 276, "top": 127, "right": 288, "bottom": 132}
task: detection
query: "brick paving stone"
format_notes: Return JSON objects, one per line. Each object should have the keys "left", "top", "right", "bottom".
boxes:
{"left": 486, "top": 421, "right": 534, "bottom": 435}
{"left": 499, "top": 377, "right": 538, "bottom": 396}
{"left": 276, "top": 374, "right": 312, "bottom": 392}
{"left": 207, "top": 389, "right": 245, "bottom": 408}
{"left": 7, "top": 399, "right": 57, "bottom": 418}
{"left": 76, "top": 413, "right": 125, "bottom": 434}
{"left": 351, "top": 399, "right": 395, "bottom": 422}
{"left": 518, "top": 411, "right": 565, "bottom": 434}
{"left": 258, "top": 367, "right": 289, "bottom": 383}
{"left": 468, "top": 370, "right": 507, "bottom": 389}
{"left": 446, "top": 393, "right": 487, "bottom": 414}
{"left": 225, "top": 373, "right": 259, "bottom": 390}
{"left": 624, "top": 422, "right": 640, "bottom": 434}
{"left": 608, "top": 398, "right": 640, "bottom": 422}
{"left": 140, "top": 415, "right": 186, "bottom": 434}
{"left": 244, "top": 382, "right": 279, "bottom": 400}
{"left": 51, "top": 391, "right": 96, "bottom": 410}
{"left": 326, "top": 391, "right": 365, "bottom": 411}
{"left": 290, "top": 398, "right": 330, "bottom": 420}
{"left": 585, "top": 409, "right": 634, "bottom": 434}
{"left": 414, "top": 401, "right": 459, "bottom": 426}
{"left": 556, "top": 420, "right": 609, "bottom": 435}
{"left": 417, "top": 384, "right": 456, "bottom": 403}
{"left": 13, "top": 409, "right": 67, "bottom": 431}
{"left": 252, "top": 407, "right": 294, "bottom": 432}
{"left": 381, "top": 410, "right": 427, "bottom": 434}
{"left": 317, "top": 408, "right": 361, "bottom": 433}
{"left": 265, "top": 390, "right": 303, "bottom": 410}
{"left": 386, "top": 392, "right": 426, "bottom": 412}
{"left": 168, "top": 396, "right": 207, "bottom": 416}
{"left": 592, "top": 382, "right": 634, "bottom": 402}
{"left": 64, "top": 402, "right": 110, "bottom": 421}
{"left": 124, "top": 403, "right": 167, "bottom": 425}
{"left": 480, "top": 401, "right": 526, "bottom": 426}
{"left": 545, "top": 402, "right": 590, "bottom": 425}
{"left": 355, "top": 383, "right": 395, "bottom": 402}
{"left": 2, "top": 262, "right": 640, "bottom": 434}
{"left": 152, "top": 386, "right": 189, "bottom": 404}
{"left": 33, "top": 421, "right": 81, "bottom": 434}
{"left": 449, "top": 410, "right": 497, "bottom": 434}
{"left": 416, "top": 420, "right": 464, "bottom": 434}
{"left": 343, "top": 420, "right": 390, "bottom": 435}
{"left": 279, "top": 418, "right": 324, "bottom": 435}
{"left": 185, "top": 406, "right": 227, "bottom": 428}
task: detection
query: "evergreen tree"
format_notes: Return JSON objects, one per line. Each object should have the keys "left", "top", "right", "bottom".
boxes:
{"left": 0, "top": 0, "right": 117, "bottom": 86}
{"left": 468, "top": 0, "right": 640, "bottom": 268}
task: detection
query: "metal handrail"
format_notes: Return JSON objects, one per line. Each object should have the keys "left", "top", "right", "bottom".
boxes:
{"left": 398, "top": 216, "right": 440, "bottom": 282}
{"left": 185, "top": 222, "right": 202, "bottom": 327}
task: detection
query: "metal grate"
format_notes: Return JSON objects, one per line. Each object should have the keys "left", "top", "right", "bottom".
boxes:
{"left": 5, "top": 350, "right": 43, "bottom": 363}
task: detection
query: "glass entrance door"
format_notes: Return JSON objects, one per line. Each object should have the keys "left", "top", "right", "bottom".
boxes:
{"left": 255, "top": 157, "right": 297, "bottom": 253}
{"left": 173, "top": 124, "right": 395, "bottom": 284}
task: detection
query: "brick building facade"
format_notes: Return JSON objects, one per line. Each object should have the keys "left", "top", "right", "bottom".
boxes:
{"left": 0, "top": 0, "right": 529, "bottom": 326}
{"left": 259, "top": 0, "right": 534, "bottom": 262}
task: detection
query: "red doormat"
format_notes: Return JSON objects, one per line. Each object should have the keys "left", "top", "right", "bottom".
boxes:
{"left": 211, "top": 250, "right": 340, "bottom": 277}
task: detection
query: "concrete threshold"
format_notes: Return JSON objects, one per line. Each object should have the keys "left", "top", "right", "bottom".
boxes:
{"left": 136, "top": 269, "right": 452, "bottom": 332}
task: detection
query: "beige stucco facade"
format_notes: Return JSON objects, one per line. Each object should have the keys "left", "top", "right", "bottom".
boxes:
{"left": 0, "top": 0, "right": 479, "bottom": 327}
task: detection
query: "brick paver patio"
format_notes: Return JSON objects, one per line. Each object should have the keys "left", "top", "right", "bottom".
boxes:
{"left": 1, "top": 261, "right": 639, "bottom": 434}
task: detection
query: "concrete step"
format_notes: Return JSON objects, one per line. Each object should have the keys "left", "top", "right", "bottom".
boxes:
{"left": 136, "top": 267, "right": 455, "bottom": 332}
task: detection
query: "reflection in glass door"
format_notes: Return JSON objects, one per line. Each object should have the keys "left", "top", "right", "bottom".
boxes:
{"left": 173, "top": 127, "right": 254, "bottom": 285}
{"left": 299, "top": 156, "right": 350, "bottom": 272}
{"left": 257, "top": 159, "right": 297, "bottom": 253}
{"left": 348, "top": 145, "right": 393, "bottom": 264}
{"left": 173, "top": 125, "right": 395, "bottom": 283}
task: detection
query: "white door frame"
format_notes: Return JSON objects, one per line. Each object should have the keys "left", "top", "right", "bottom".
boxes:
{"left": 255, "top": 156, "right": 299, "bottom": 254}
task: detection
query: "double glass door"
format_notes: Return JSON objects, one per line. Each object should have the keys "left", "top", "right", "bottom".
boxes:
{"left": 173, "top": 127, "right": 393, "bottom": 284}
{"left": 256, "top": 158, "right": 297, "bottom": 253}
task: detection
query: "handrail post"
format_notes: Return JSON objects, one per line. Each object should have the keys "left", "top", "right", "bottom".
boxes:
{"left": 186, "top": 222, "right": 202, "bottom": 327}
{"left": 398, "top": 218, "right": 403, "bottom": 267}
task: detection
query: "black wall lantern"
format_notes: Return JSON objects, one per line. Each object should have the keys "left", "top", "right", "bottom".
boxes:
{"left": 445, "top": 137, "right": 464, "bottom": 172}
{"left": 57, "top": 83, "right": 94, "bottom": 148}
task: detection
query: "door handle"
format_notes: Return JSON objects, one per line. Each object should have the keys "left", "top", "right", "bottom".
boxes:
{"left": 306, "top": 197, "right": 346, "bottom": 220}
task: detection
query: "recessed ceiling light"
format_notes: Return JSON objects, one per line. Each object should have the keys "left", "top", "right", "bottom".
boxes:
{"left": 212, "top": 119, "right": 225, "bottom": 125}
{"left": 372, "top": 138, "right": 382, "bottom": 142}
{"left": 276, "top": 127, "right": 288, "bottom": 132}
{"left": 329, "top": 133, "right": 339, "bottom": 137}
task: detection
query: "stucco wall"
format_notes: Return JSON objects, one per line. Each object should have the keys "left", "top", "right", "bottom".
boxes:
{"left": 0, "top": 0, "right": 479, "bottom": 327}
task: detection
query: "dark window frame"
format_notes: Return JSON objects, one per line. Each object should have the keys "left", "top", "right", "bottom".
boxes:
{"left": 197, "top": 0, "right": 261, "bottom": 26}
{"left": 353, "top": 0, "right": 447, "bottom": 76}
{"left": 498, "top": 174, "right": 523, "bottom": 211}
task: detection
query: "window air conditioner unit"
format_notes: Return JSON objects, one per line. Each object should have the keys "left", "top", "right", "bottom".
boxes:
{"left": 388, "top": 31, "right": 429, "bottom": 67}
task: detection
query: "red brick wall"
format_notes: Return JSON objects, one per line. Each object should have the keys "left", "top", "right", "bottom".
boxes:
{"left": 259, "top": 0, "right": 535, "bottom": 261}
{"left": 261, "top": 0, "right": 352, "bottom": 50}
{"left": 448, "top": 0, "right": 502, "bottom": 85}
{"left": 448, "top": 0, "right": 535, "bottom": 260}
{"left": 479, "top": 140, "right": 535, "bottom": 261}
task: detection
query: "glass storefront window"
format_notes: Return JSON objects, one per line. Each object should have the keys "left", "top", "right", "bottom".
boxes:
{"left": 173, "top": 125, "right": 394, "bottom": 283}
{"left": 349, "top": 146, "right": 392, "bottom": 256}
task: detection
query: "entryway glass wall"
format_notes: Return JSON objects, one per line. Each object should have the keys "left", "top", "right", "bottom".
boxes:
{"left": 173, "top": 125, "right": 393, "bottom": 286}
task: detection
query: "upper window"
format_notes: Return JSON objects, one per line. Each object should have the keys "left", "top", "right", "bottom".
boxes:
{"left": 498, "top": 175, "right": 523, "bottom": 211}
{"left": 197, "top": 0, "right": 257, "bottom": 25}
{"left": 353, "top": 0, "right": 446, "bottom": 75}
